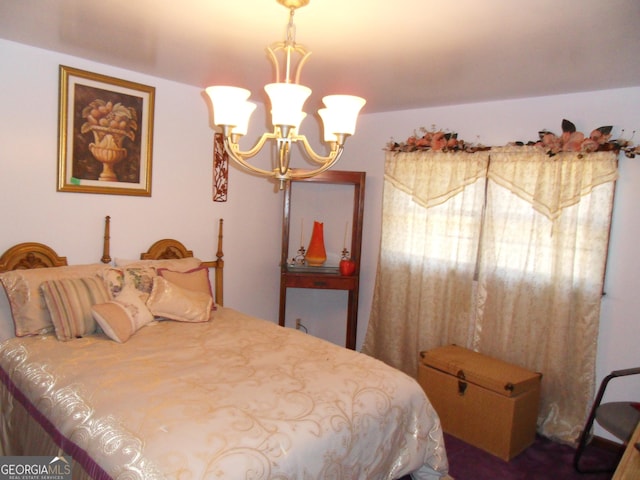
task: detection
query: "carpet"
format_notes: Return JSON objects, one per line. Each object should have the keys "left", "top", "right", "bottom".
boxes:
{"left": 441, "top": 433, "right": 620, "bottom": 480}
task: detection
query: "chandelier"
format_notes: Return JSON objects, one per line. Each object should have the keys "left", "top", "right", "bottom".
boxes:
{"left": 205, "top": 0, "right": 366, "bottom": 189}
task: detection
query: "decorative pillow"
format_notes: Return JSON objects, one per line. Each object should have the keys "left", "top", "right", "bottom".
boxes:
{"left": 157, "top": 266, "right": 213, "bottom": 298}
{"left": 91, "top": 302, "right": 135, "bottom": 343}
{"left": 0, "top": 264, "right": 109, "bottom": 337}
{"left": 0, "top": 287, "right": 15, "bottom": 342}
{"left": 91, "top": 290, "right": 154, "bottom": 343}
{"left": 102, "top": 266, "right": 156, "bottom": 301}
{"left": 146, "top": 276, "right": 212, "bottom": 323}
{"left": 114, "top": 257, "right": 202, "bottom": 272}
{"left": 41, "top": 277, "right": 111, "bottom": 341}
{"left": 101, "top": 266, "right": 159, "bottom": 326}
{"left": 113, "top": 288, "right": 154, "bottom": 328}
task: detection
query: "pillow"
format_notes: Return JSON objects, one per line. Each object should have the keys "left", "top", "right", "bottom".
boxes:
{"left": 0, "top": 287, "right": 15, "bottom": 342}
{"left": 114, "top": 257, "right": 202, "bottom": 272}
{"left": 146, "top": 276, "right": 212, "bottom": 323}
{"left": 91, "top": 291, "right": 154, "bottom": 343}
{"left": 156, "top": 266, "right": 213, "bottom": 298}
{"left": 0, "top": 264, "right": 109, "bottom": 337}
{"left": 102, "top": 266, "right": 156, "bottom": 301}
{"left": 41, "top": 277, "right": 111, "bottom": 341}
{"left": 102, "top": 266, "right": 158, "bottom": 326}
{"left": 91, "top": 302, "right": 135, "bottom": 343}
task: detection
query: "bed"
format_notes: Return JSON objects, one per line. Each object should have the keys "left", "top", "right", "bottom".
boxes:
{"left": 0, "top": 217, "right": 449, "bottom": 480}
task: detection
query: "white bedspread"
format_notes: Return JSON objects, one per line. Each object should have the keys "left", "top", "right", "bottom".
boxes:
{"left": 0, "top": 307, "right": 448, "bottom": 479}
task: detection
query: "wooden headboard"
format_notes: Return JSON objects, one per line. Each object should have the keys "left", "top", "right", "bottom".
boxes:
{"left": 139, "top": 219, "right": 224, "bottom": 306}
{"left": 0, "top": 242, "right": 68, "bottom": 272}
{"left": 0, "top": 217, "right": 225, "bottom": 306}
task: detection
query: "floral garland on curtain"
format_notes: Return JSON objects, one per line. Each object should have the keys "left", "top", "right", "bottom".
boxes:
{"left": 386, "top": 119, "right": 639, "bottom": 158}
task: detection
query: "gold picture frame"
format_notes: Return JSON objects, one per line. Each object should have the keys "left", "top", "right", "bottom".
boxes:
{"left": 57, "top": 65, "right": 155, "bottom": 196}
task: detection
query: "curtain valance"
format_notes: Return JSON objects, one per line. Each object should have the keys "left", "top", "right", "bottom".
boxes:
{"left": 384, "top": 151, "right": 489, "bottom": 209}
{"left": 488, "top": 147, "right": 618, "bottom": 220}
{"left": 385, "top": 147, "right": 618, "bottom": 220}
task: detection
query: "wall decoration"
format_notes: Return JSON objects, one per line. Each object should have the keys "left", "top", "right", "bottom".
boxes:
{"left": 57, "top": 65, "right": 155, "bottom": 196}
{"left": 213, "top": 132, "right": 228, "bottom": 202}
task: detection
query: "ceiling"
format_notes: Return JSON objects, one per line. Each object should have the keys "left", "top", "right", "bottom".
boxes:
{"left": 1, "top": 0, "right": 639, "bottom": 114}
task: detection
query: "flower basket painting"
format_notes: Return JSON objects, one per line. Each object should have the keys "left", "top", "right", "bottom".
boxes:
{"left": 58, "top": 66, "right": 155, "bottom": 196}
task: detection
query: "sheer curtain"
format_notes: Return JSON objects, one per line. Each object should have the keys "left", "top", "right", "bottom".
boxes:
{"left": 363, "top": 147, "right": 618, "bottom": 443}
{"left": 363, "top": 151, "right": 489, "bottom": 375}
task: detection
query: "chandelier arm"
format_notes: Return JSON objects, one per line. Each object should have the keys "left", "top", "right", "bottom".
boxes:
{"left": 227, "top": 131, "right": 278, "bottom": 159}
{"left": 266, "top": 47, "right": 282, "bottom": 83}
{"left": 267, "top": 43, "right": 311, "bottom": 84}
{"left": 288, "top": 146, "right": 345, "bottom": 180}
{"left": 223, "top": 136, "right": 274, "bottom": 177}
{"left": 295, "top": 134, "right": 342, "bottom": 165}
{"left": 277, "top": 139, "right": 291, "bottom": 176}
{"left": 293, "top": 50, "right": 312, "bottom": 84}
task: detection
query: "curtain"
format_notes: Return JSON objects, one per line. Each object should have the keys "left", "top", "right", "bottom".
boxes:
{"left": 363, "top": 147, "right": 618, "bottom": 443}
{"left": 364, "top": 150, "right": 489, "bottom": 375}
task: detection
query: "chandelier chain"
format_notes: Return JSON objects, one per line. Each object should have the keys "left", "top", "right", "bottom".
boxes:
{"left": 286, "top": 8, "right": 297, "bottom": 45}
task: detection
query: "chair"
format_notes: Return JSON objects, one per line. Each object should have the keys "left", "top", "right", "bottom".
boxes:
{"left": 574, "top": 366, "right": 640, "bottom": 473}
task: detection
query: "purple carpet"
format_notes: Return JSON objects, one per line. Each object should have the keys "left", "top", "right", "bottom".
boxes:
{"left": 400, "top": 433, "right": 620, "bottom": 479}
{"left": 440, "top": 433, "right": 620, "bottom": 480}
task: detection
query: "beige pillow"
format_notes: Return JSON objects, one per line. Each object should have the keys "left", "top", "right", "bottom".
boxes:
{"left": 41, "top": 277, "right": 111, "bottom": 341}
{"left": 156, "top": 266, "right": 213, "bottom": 297}
{"left": 91, "top": 289, "right": 154, "bottom": 343}
{"left": 0, "top": 264, "right": 108, "bottom": 337}
{"left": 92, "top": 302, "right": 134, "bottom": 343}
{"left": 146, "top": 276, "right": 212, "bottom": 323}
{"left": 0, "top": 287, "right": 15, "bottom": 342}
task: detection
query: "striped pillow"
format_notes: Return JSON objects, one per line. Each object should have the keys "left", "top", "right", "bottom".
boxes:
{"left": 41, "top": 277, "right": 110, "bottom": 341}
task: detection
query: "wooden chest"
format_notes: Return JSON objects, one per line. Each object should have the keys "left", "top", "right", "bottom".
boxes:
{"left": 418, "top": 344, "right": 542, "bottom": 461}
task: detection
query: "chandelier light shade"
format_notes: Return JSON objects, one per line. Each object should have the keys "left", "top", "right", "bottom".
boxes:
{"left": 319, "top": 95, "right": 367, "bottom": 141}
{"left": 205, "top": 0, "right": 366, "bottom": 189}
{"left": 206, "top": 86, "right": 257, "bottom": 136}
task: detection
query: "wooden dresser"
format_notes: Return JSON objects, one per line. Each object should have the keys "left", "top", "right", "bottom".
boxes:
{"left": 613, "top": 421, "right": 640, "bottom": 480}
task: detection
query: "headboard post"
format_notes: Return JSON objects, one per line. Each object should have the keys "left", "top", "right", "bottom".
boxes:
{"left": 101, "top": 215, "right": 112, "bottom": 264}
{"left": 215, "top": 218, "right": 224, "bottom": 306}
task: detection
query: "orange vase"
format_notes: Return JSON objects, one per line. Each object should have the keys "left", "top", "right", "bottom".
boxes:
{"left": 306, "top": 221, "right": 327, "bottom": 266}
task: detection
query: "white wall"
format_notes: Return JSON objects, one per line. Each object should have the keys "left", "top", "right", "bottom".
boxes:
{"left": 1, "top": 38, "right": 638, "bottom": 437}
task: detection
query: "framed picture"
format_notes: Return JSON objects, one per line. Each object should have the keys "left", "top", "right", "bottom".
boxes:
{"left": 57, "top": 65, "right": 155, "bottom": 196}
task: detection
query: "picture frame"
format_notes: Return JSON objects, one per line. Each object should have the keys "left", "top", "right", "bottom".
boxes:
{"left": 57, "top": 65, "right": 155, "bottom": 196}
